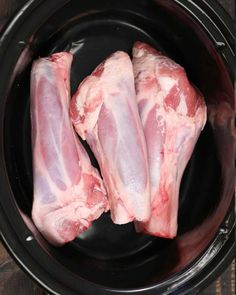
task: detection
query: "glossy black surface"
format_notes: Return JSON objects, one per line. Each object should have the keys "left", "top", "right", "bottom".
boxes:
{"left": 0, "top": 0, "right": 235, "bottom": 294}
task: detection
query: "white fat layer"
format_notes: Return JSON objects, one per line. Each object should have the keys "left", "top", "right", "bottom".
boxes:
{"left": 133, "top": 48, "right": 146, "bottom": 58}
{"left": 158, "top": 76, "right": 176, "bottom": 92}
{"left": 74, "top": 77, "right": 103, "bottom": 140}
{"left": 177, "top": 93, "right": 188, "bottom": 115}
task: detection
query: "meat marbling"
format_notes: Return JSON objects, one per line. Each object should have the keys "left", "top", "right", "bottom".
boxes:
{"left": 70, "top": 51, "right": 150, "bottom": 224}
{"left": 132, "top": 42, "right": 207, "bottom": 238}
{"left": 31, "top": 52, "right": 108, "bottom": 246}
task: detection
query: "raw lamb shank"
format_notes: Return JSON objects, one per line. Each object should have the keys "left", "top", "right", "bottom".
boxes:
{"left": 132, "top": 42, "right": 207, "bottom": 238}
{"left": 70, "top": 51, "right": 150, "bottom": 224}
{"left": 31, "top": 52, "right": 108, "bottom": 246}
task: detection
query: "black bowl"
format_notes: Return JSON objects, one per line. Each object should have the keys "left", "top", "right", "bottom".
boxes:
{"left": 0, "top": 0, "right": 235, "bottom": 294}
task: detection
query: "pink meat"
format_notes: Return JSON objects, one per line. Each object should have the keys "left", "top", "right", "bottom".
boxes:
{"left": 132, "top": 42, "right": 207, "bottom": 238}
{"left": 70, "top": 51, "right": 150, "bottom": 224}
{"left": 31, "top": 52, "right": 108, "bottom": 246}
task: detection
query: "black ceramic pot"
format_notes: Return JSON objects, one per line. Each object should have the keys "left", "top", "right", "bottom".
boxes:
{"left": 0, "top": 0, "right": 235, "bottom": 294}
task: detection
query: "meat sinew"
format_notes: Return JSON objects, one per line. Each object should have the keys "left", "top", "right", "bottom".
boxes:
{"left": 70, "top": 51, "right": 150, "bottom": 224}
{"left": 132, "top": 42, "right": 207, "bottom": 238}
{"left": 31, "top": 52, "right": 108, "bottom": 246}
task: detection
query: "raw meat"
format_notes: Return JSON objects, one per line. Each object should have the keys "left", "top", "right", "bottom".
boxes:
{"left": 132, "top": 42, "right": 207, "bottom": 238}
{"left": 70, "top": 51, "right": 150, "bottom": 224}
{"left": 31, "top": 52, "right": 108, "bottom": 246}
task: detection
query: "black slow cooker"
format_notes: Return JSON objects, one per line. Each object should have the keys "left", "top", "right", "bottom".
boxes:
{"left": 0, "top": 0, "right": 235, "bottom": 294}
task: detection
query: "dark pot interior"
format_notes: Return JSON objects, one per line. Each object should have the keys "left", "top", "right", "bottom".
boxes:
{"left": 0, "top": 0, "right": 235, "bottom": 294}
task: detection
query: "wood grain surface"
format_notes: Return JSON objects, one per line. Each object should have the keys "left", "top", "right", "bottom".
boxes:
{"left": 0, "top": 0, "right": 235, "bottom": 294}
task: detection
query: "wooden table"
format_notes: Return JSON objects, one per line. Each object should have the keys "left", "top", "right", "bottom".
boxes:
{"left": 0, "top": 0, "right": 235, "bottom": 294}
